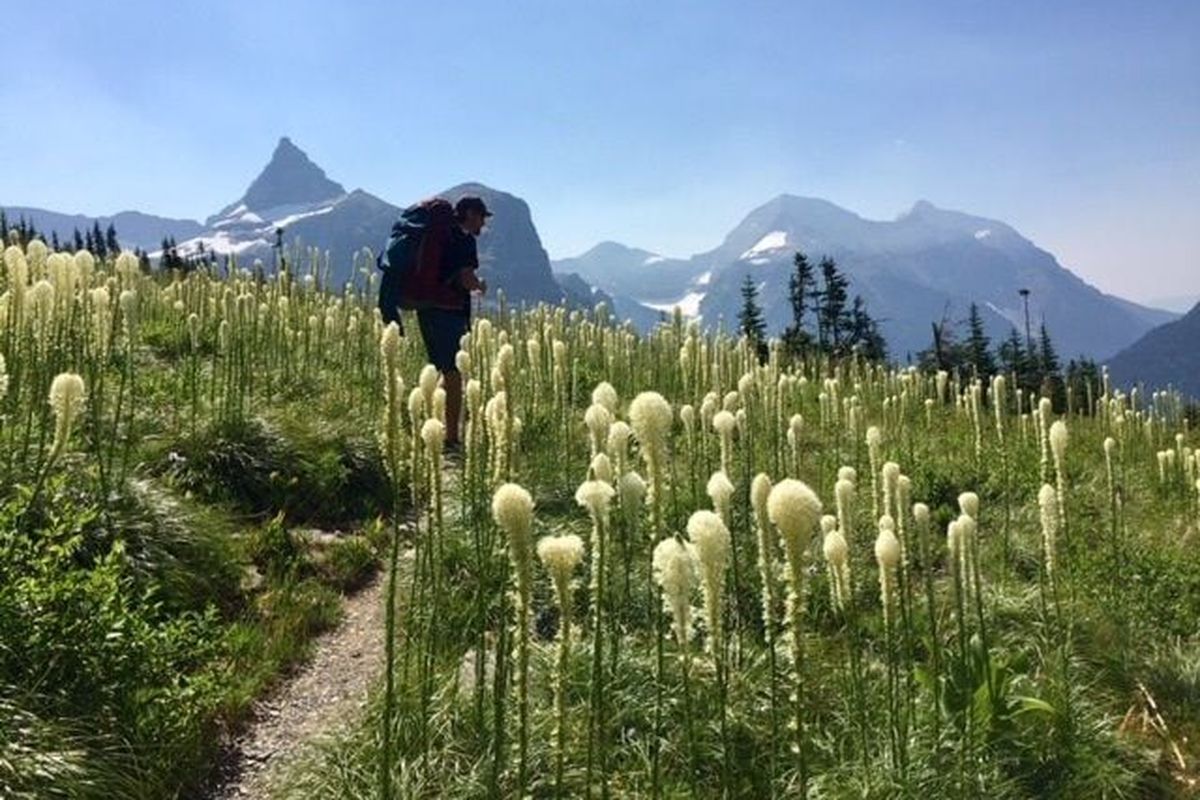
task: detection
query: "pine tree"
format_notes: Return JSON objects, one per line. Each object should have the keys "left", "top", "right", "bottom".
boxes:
{"left": 138, "top": 249, "right": 152, "bottom": 272}
{"left": 738, "top": 273, "right": 767, "bottom": 352}
{"left": 848, "top": 294, "right": 887, "bottom": 361}
{"left": 965, "top": 303, "right": 997, "bottom": 379}
{"left": 817, "top": 256, "right": 850, "bottom": 353}
{"left": 0, "top": 210, "right": 7, "bottom": 241}
{"left": 1038, "top": 322, "right": 1060, "bottom": 376}
{"left": 85, "top": 229, "right": 95, "bottom": 253}
{"left": 1065, "top": 358, "right": 1101, "bottom": 415}
{"left": 998, "top": 327, "right": 1032, "bottom": 390}
{"left": 1038, "top": 322, "right": 1065, "bottom": 409}
{"left": 91, "top": 221, "right": 106, "bottom": 259}
{"left": 74, "top": 228, "right": 85, "bottom": 252}
{"left": 51, "top": 231, "right": 61, "bottom": 251}
{"left": 782, "top": 251, "right": 816, "bottom": 356}
{"left": 105, "top": 223, "right": 119, "bottom": 255}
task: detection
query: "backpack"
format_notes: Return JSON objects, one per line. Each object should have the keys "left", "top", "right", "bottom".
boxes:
{"left": 377, "top": 198, "right": 458, "bottom": 311}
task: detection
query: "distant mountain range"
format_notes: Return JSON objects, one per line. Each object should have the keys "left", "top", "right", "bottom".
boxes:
{"left": 550, "top": 195, "right": 1177, "bottom": 360}
{"left": 0, "top": 207, "right": 205, "bottom": 251}
{"left": 4, "top": 137, "right": 566, "bottom": 309}
{"left": 1107, "top": 302, "right": 1200, "bottom": 399}
{"left": 4, "top": 136, "right": 1184, "bottom": 363}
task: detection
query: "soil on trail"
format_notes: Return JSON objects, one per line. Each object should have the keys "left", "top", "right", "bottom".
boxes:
{"left": 205, "top": 569, "right": 389, "bottom": 800}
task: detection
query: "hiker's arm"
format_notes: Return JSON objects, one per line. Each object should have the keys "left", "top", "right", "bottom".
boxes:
{"left": 459, "top": 268, "right": 487, "bottom": 295}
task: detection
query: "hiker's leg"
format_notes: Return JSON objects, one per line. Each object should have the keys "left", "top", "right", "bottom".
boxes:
{"left": 443, "top": 368, "right": 462, "bottom": 444}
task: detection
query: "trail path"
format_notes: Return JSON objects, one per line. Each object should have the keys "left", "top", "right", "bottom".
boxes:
{"left": 205, "top": 568, "right": 390, "bottom": 799}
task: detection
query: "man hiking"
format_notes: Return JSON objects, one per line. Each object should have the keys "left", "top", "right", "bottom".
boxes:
{"left": 422, "top": 196, "right": 489, "bottom": 448}
{"left": 379, "top": 195, "right": 490, "bottom": 448}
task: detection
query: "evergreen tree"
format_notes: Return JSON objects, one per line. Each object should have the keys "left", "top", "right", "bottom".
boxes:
{"left": 817, "top": 256, "right": 850, "bottom": 352}
{"left": 1038, "top": 322, "right": 1060, "bottom": 376}
{"left": 965, "top": 303, "right": 997, "bottom": 378}
{"left": 998, "top": 327, "right": 1034, "bottom": 391}
{"left": 74, "top": 228, "right": 85, "bottom": 252}
{"left": 1065, "top": 358, "right": 1101, "bottom": 415}
{"left": 105, "top": 223, "right": 119, "bottom": 255}
{"left": 91, "top": 221, "right": 106, "bottom": 259}
{"left": 737, "top": 273, "right": 767, "bottom": 352}
{"left": 51, "top": 231, "right": 61, "bottom": 251}
{"left": 782, "top": 251, "right": 816, "bottom": 356}
{"left": 848, "top": 294, "right": 888, "bottom": 361}
{"left": 1038, "top": 322, "right": 1065, "bottom": 409}
{"left": 85, "top": 229, "right": 95, "bottom": 253}
{"left": 0, "top": 210, "right": 7, "bottom": 241}
{"left": 138, "top": 249, "right": 152, "bottom": 272}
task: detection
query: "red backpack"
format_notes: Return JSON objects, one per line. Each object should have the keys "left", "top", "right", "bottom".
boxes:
{"left": 381, "top": 198, "right": 461, "bottom": 310}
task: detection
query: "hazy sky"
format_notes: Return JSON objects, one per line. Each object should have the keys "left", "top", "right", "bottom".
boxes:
{"left": 2, "top": 1, "right": 1196, "bottom": 304}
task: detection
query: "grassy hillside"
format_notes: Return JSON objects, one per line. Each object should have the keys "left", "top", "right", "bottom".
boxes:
{"left": 2, "top": 238, "right": 1198, "bottom": 798}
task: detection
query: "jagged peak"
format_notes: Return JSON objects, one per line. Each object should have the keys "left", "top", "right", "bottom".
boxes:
{"left": 216, "top": 137, "right": 345, "bottom": 221}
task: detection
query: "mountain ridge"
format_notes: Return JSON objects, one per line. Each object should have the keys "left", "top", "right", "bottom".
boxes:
{"left": 552, "top": 192, "right": 1176, "bottom": 360}
{"left": 1107, "top": 302, "right": 1200, "bottom": 399}
{"left": 5, "top": 139, "right": 1181, "bottom": 362}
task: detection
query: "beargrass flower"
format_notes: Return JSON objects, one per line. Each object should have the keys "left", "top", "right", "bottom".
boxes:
{"left": 421, "top": 418, "right": 445, "bottom": 454}
{"left": 1038, "top": 483, "right": 1059, "bottom": 577}
{"left": 706, "top": 470, "right": 735, "bottom": 525}
{"left": 768, "top": 479, "right": 822, "bottom": 564}
{"left": 687, "top": 510, "right": 730, "bottom": 653}
{"left": 380, "top": 323, "right": 402, "bottom": 369}
{"left": 822, "top": 526, "right": 850, "bottom": 612}
{"left": 419, "top": 364, "right": 439, "bottom": 408}
{"left": 835, "top": 477, "right": 856, "bottom": 547}
{"left": 653, "top": 537, "right": 698, "bottom": 647}
{"left": 874, "top": 518, "right": 901, "bottom": 625}
{"left": 607, "top": 421, "right": 632, "bottom": 474}
{"left": 590, "top": 453, "right": 614, "bottom": 483}
{"left": 618, "top": 471, "right": 646, "bottom": 511}
{"left": 48, "top": 372, "right": 86, "bottom": 456}
{"left": 585, "top": 403, "right": 614, "bottom": 457}
{"left": 592, "top": 381, "right": 619, "bottom": 413}
{"left": 958, "top": 492, "right": 979, "bottom": 520}
{"left": 538, "top": 533, "right": 586, "bottom": 602}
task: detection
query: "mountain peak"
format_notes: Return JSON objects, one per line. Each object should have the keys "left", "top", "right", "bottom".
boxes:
{"left": 234, "top": 137, "right": 345, "bottom": 215}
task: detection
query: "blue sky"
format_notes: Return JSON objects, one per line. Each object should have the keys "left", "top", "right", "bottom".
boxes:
{"left": 1, "top": 1, "right": 1196, "bottom": 303}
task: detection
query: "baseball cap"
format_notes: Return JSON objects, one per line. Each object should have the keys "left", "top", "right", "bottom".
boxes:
{"left": 455, "top": 196, "right": 493, "bottom": 218}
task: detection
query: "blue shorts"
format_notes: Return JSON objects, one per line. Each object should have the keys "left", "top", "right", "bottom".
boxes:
{"left": 416, "top": 308, "right": 469, "bottom": 372}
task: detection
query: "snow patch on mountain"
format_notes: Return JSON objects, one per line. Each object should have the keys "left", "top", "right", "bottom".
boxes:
{"left": 273, "top": 204, "right": 337, "bottom": 228}
{"left": 740, "top": 230, "right": 789, "bottom": 260}
{"left": 645, "top": 291, "right": 706, "bottom": 317}
{"left": 696, "top": 270, "right": 712, "bottom": 286}
{"left": 178, "top": 198, "right": 344, "bottom": 258}
{"left": 643, "top": 255, "right": 666, "bottom": 265}
{"left": 176, "top": 232, "right": 271, "bottom": 257}
{"left": 984, "top": 301, "right": 1021, "bottom": 327}
{"left": 974, "top": 229, "right": 992, "bottom": 240}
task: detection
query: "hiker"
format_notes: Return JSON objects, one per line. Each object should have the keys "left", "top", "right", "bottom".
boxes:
{"left": 378, "top": 195, "right": 490, "bottom": 448}
{"left": 422, "top": 196, "right": 489, "bottom": 448}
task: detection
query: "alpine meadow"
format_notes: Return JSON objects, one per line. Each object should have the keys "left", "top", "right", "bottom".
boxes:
{"left": 1, "top": 235, "right": 1198, "bottom": 798}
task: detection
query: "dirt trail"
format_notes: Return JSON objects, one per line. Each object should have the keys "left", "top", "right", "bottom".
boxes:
{"left": 205, "top": 567, "right": 392, "bottom": 799}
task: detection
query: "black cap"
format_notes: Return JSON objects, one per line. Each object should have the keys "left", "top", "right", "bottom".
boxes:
{"left": 454, "top": 196, "right": 493, "bottom": 219}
